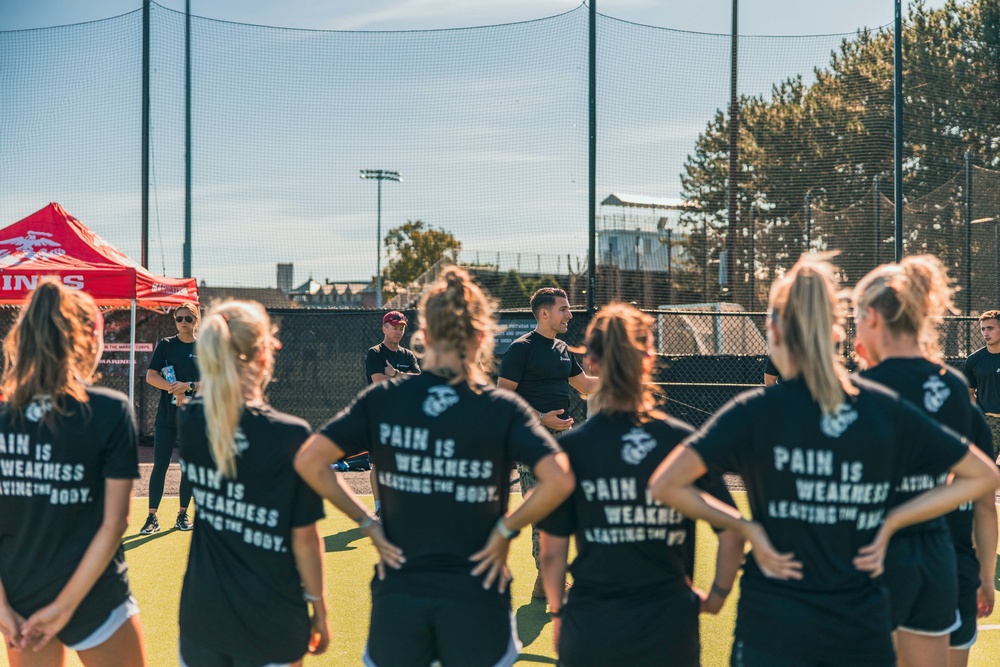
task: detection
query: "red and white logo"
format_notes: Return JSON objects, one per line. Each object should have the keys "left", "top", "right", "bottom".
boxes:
{"left": 0, "top": 230, "right": 66, "bottom": 267}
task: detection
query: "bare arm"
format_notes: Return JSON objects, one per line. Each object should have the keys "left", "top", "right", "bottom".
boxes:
{"left": 650, "top": 447, "right": 803, "bottom": 580}
{"left": 970, "top": 388, "right": 977, "bottom": 403}
{"left": 470, "top": 452, "right": 575, "bottom": 590}
{"left": 568, "top": 373, "right": 599, "bottom": 396}
{"left": 701, "top": 529, "right": 745, "bottom": 614}
{"left": 0, "top": 577, "right": 24, "bottom": 649}
{"left": 539, "top": 533, "right": 569, "bottom": 653}
{"left": 764, "top": 374, "right": 779, "bottom": 387}
{"left": 19, "top": 478, "right": 133, "bottom": 650}
{"left": 973, "top": 491, "right": 998, "bottom": 617}
{"left": 497, "top": 378, "right": 519, "bottom": 392}
{"left": 855, "top": 447, "right": 1000, "bottom": 576}
{"left": 292, "top": 523, "right": 329, "bottom": 656}
{"left": 294, "top": 434, "right": 404, "bottom": 576}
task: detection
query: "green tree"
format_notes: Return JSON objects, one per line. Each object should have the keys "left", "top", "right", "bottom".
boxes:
{"left": 381, "top": 220, "right": 461, "bottom": 296}
{"left": 496, "top": 270, "right": 529, "bottom": 309}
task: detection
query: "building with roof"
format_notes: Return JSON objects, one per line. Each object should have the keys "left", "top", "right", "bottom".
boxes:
{"left": 597, "top": 194, "right": 698, "bottom": 273}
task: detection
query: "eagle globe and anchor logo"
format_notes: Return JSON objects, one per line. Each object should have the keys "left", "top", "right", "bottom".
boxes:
{"left": 0, "top": 231, "right": 84, "bottom": 292}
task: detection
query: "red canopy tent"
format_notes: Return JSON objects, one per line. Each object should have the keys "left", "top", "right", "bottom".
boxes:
{"left": 0, "top": 203, "right": 199, "bottom": 401}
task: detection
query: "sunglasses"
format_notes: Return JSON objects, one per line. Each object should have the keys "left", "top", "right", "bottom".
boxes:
{"left": 175, "top": 316, "right": 195, "bottom": 323}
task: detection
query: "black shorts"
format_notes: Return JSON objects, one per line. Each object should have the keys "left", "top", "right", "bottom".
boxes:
{"left": 950, "top": 585, "right": 978, "bottom": 649}
{"left": 558, "top": 586, "right": 700, "bottom": 667}
{"left": 730, "top": 640, "right": 895, "bottom": 667}
{"left": 883, "top": 530, "right": 959, "bottom": 634}
{"left": 179, "top": 633, "right": 298, "bottom": 667}
{"left": 364, "top": 592, "right": 519, "bottom": 667}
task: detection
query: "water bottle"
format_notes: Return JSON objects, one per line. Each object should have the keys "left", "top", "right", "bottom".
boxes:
{"left": 162, "top": 365, "right": 178, "bottom": 405}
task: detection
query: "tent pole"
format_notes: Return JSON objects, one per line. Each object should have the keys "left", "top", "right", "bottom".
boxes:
{"left": 129, "top": 300, "right": 137, "bottom": 406}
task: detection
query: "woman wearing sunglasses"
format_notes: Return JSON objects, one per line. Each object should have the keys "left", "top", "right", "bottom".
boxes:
{"left": 141, "top": 303, "right": 201, "bottom": 535}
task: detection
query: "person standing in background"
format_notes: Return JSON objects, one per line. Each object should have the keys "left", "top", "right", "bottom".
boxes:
{"left": 963, "top": 310, "right": 1000, "bottom": 453}
{"left": 365, "top": 311, "right": 420, "bottom": 519}
{"left": 498, "top": 288, "right": 598, "bottom": 599}
{"left": 141, "top": 303, "right": 200, "bottom": 535}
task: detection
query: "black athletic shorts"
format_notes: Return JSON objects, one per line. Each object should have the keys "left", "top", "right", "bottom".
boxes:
{"left": 950, "top": 585, "right": 979, "bottom": 649}
{"left": 558, "top": 585, "right": 700, "bottom": 667}
{"left": 883, "top": 530, "right": 960, "bottom": 634}
{"left": 179, "top": 633, "right": 299, "bottom": 667}
{"left": 730, "top": 640, "right": 895, "bottom": 667}
{"left": 363, "top": 591, "right": 520, "bottom": 667}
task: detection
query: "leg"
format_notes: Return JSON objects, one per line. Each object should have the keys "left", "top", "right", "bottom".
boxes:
{"left": 516, "top": 461, "right": 543, "bottom": 597}
{"left": 948, "top": 648, "right": 970, "bottom": 667}
{"left": 985, "top": 415, "right": 1000, "bottom": 460}
{"left": 148, "top": 425, "right": 177, "bottom": 513}
{"left": 371, "top": 465, "right": 380, "bottom": 517}
{"left": 895, "top": 630, "right": 950, "bottom": 667}
{"left": 6, "top": 640, "right": 67, "bottom": 667}
{"left": 77, "top": 616, "right": 146, "bottom": 667}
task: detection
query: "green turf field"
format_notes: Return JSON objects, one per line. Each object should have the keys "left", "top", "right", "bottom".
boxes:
{"left": 4, "top": 494, "right": 1000, "bottom": 666}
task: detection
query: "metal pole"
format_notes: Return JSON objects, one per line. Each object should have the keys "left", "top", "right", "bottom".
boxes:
{"left": 965, "top": 150, "right": 972, "bottom": 314}
{"left": 726, "top": 0, "right": 739, "bottom": 300}
{"left": 183, "top": 0, "right": 192, "bottom": 277}
{"left": 128, "top": 300, "right": 136, "bottom": 405}
{"left": 749, "top": 205, "right": 755, "bottom": 309}
{"left": 873, "top": 175, "right": 880, "bottom": 265}
{"left": 893, "top": 0, "right": 904, "bottom": 262}
{"left": 141, "top": 0, "right": 150, "bottom": 269}
{"left": 587, "top": 0, "right": 597, "bottom": 313}
{"left": 805, "top": 190, "right": 812, "bottom": 252}
{"left": 704, "top": 221, "right": 709, "bottom": 297}
{"left": 376, "top": 178, "right": 383, "bottom": 308}
{"left": 666, "top": 229, "right": 673, "bottom": 306}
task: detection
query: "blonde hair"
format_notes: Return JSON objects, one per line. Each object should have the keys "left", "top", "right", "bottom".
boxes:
{"left": 2, "top": 278, "right": 101, "bottom": 424}
{"left": 585, "top": 303, "right": 662, "bottom": 421}
{"left": 769, "top": 253, "right": 857, "bottom": 415}
{"left": 196, "top": 300, "right": 277, "bottom": 478}
{"left": 853, "top": 255, "right": 956, "bottom": 364}
{"left": 412, "top": 266, "right": 496, "bottom": 389}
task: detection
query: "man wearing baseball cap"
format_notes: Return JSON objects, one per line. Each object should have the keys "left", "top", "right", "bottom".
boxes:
{"left": 364, "top": 311, "right": 421, "bottom": 518}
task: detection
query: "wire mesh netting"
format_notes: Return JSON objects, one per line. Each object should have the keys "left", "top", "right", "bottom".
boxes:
{"left": 3, "top": 1, "right": 997, "bottom": 310}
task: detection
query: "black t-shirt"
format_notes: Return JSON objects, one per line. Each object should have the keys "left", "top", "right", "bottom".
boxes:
{"left": 946, "top": 407, "right": 996, "bottom": 593}
{"left": 538, "top": 412, "right": 734, "bottom": 600}
{"left": 177, "top": 400, "right": 325, "bottom": 664}
{"left": 318, "top": 372, "right": 560, "bottom": 605}
{"left": 763, "top": 356, "right": 781, "bottom": 381}
{"left": 963, "top": 347, "right": 1000, "bottom": 413}
{"left": 498, "top": 331, "right": 584, "bottom": 414}
{"left": 0, "top": 387, "right": 139, "bottom": 620}
{"left": 689, "top": 377, "right": 968, "bottom": 662}
{"left": 364, "top": 343, "right": 420, "bottom": 385}
{"left": 860, "top": 358, "right": 972, "bottom": 536}
{"left": 148, "top": 335, "right": 200, "bottom": 429}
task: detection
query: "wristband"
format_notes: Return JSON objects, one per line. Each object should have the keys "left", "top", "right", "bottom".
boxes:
{"left": 494, "top": 516, "right": 520, "bottom": 540}
{"left": 356, "top": 515, "right": 375, "bottom": 531}
{"left": 303, "top": 592, "right": 321, "bottom": 603}
{"left": 550, "top": 608, "right": 562, "bottom": 618}
{"left": 710, "top": 582, "right": 731, "bottom": 598}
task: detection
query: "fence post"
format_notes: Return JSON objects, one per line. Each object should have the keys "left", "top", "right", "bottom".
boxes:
{"left": 141, "top": 0, "right": 150, "bottom": 269}
{"left": 893, "top": 0, "right": 904, "bottom": 262}
{"left": 873, "top": 175, "right": 880, "bottom": 266}
{"left": 587, "top": 0, "right": 597, "bottom": 313}
{"left": 666, "top": 229, "right": 673, "bottom": 306}
{"left": 749, "top": 205, "right": 755, "bottom": 310}
{"left": 805, "top": 190, "right": 812, "bottom": 252}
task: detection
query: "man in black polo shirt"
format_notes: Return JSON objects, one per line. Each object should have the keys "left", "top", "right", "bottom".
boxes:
{"left": 497, "top": 288, "right": 598, "bottom": 598}
{"left": 964, "top": 309, "right": 1000, "bottom": 453}
{"left": 365, "top": 311, "right": 420, "bottom": 518}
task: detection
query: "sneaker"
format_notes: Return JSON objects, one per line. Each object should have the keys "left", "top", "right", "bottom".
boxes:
{"left": 140, "top": 513, "right": 160, "bottom": 535}
{"left": 175, "top": 511, "right": 193, "bottom": 532}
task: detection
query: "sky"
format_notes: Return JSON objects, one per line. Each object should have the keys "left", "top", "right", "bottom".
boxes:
{"left": 0, "top": 1, "right": 949, "bottom": 288}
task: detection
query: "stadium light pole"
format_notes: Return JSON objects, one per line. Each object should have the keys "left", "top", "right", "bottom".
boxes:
{"left": 361, "top": 169, "right": 401, "bottom": 309}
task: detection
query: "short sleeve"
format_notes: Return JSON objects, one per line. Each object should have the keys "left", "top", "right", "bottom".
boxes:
{"left": 568, "top": 350, "right": 584, "bottom": 378}
{"left": 962, "top": 355, "right": 977, "bottom": 389}
{"left": 290, "top": 476, "right": 325, "bottom": 527}
{"left": 537, "top": 496, "right": 575, "bottom": 537}
{"left": 764, "top": 357, "right": 779, "bottom": 378}
{"left": 498, "top": 342, "right": 528, "bottom": 384}
{"left": 317, "top": 388, "right": 375, "bottom": 458}
{"left": 897, "top": 399, "right": 969, "bottom": 476}
{"left": 102, "top": 398, "right": 140, "bottom": 480}
{"left": 505, "top": 396, "right": 561, "bottom": 468}
{"left": 407, "top": 351, "right": 421, "bottom": 374}
{"left": 147, "top": 339, "right": 167, "bottom": 375}
{"left": 685, "top": 398, "right": 751, "bottom": 477}
{"left": 364, "top": 348, "right": 382, "bottom": 382}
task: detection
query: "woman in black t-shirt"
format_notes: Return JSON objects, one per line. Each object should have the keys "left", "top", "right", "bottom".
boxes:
{"left": 177, "top": 301, "right": 328, "bottom": 667}
{"left": 295, "top": 266, "right": 575, "bottom": 667}
{"left": 650, "top": 254, "right": 999, "bottom": 667}
{"left": 854, "top": 256, "right": 997, "bottom": 667}
{"left": 538, "top": 303, "right": 745, "bottom": 667}
{"left": 0, "top": 279, "right": 146, "bottom": 666}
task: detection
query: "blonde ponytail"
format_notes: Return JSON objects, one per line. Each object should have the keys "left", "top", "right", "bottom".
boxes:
{"left": 585, "top": 303, "right": 659, "bottom": 420}
{"left": 770, "top": 254, "right": 856, "bottom": 415}
{"left": 196, "top": 300, "right": 276, "bottom": 478}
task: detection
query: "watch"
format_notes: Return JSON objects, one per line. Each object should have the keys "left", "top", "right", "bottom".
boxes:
{"left": 188, "top": 382, "right": 196, "bottom": 391}
{"left": 494, "top": 517, "right": 520, "bottom": 540}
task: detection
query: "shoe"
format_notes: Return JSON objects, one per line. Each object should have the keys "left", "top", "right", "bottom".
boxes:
{"left": 532, "top": 573, "right": 546, "bottom": 599}
{"left": 175, "top": 511, "right": 193, "bottom": 531}
{"left": 140, "top": 513, "right": 160, "bottom": 535}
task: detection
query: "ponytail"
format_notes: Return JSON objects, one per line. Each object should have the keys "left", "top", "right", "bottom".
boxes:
{"left": 585, "top": 303, "right": 659, "bottom": 420}
{"left": 196, "top": 301, "right": 276, "bottom": 479}
{"left": 770, "top": 254, "right": 856, "bottom": 415}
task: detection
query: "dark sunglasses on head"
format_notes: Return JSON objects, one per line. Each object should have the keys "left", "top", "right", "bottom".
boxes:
{"left": 176, "top": 316, "right": 195, "bottom": 323}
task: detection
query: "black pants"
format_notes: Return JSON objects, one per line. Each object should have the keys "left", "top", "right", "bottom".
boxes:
{"left": 149, "top": 426, "right": 192, "bottom": 511}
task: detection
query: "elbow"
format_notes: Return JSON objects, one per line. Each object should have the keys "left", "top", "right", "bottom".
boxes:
{"left": 553, "top": 465, "right": 576, "bottom": 501}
